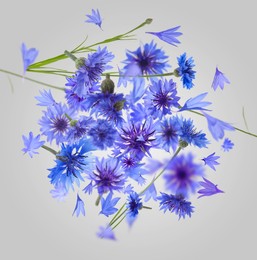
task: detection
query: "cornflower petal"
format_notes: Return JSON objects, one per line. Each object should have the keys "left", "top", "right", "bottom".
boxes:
{"left": 197, "top": 177, "right": 224, "bottom": 198}
{"left": 22, "top": 132, "right": 45, "bottom": 158}
{"left": 211, "top": 67, "right": 230, "bottom": 91}
{"left": 72, "top": 194, "right": 86, "bottom": 217}
{"left": 222, "top": 138, "right": 234, "bottom": 152}
{"left": 202, "top": 152, "right": 220, "bottom": 171}
{"left": 85, "top": 9, "right": 102, "bottom": 29}
{"left": 21, "top": 43, "right": 38, "bottom": 74}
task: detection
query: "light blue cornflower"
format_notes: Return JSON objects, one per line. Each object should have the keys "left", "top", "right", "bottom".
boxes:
{"left": 197, "top": 177, "right": 224, "bottom": 198}
{"left": 211, "top": 67, "right": 230, "bottom": 91}
{"left": 146, "top": 26, "right": 182, "bottom": 46}
{"left": 22, "top": 132, "right": 45, "bottom": 158}
{"left": 21, "top": 43, "right": 38, "bottom": 74}
{"left": 202, "top": 152, "right": 220, "bottom": 171}
{"left": 222, "top": 138, "right": 234, "bottom": 152}
{"left": 73, "top": 194, "right": 86, "bottom": 217}
{"left": 157, "top": 193, "right": 194, "bottom": 219}
{"left": 163, "top": 153, "right": 204, "bottom": 198}
{"left": 85, "top": 9, "right": 103, "bottom": 29}
{"left": 203, "top": 112, "right": 234, "bottom": 141}
{"left": 175, "top": 52, "right": 196, "bottom": 89}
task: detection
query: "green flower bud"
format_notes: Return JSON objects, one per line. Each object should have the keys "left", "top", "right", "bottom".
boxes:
{"left": 75, "top": 57, "right": 86, "bottom": 69}
{"left": 114, "top": 99, "right": 125, "bottom": 111}
{"left": 179, "top": 139, "right": 188, "bottom": 148}
{"left": 101, "top": 74, "right": 115, "bottom": 94}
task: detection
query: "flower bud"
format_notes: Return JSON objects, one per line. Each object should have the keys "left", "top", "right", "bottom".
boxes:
{"left": 101, "top": 74, "right": 115, "bottom": 94}
{"left": 114, "top": 100, "right": 125, "bottom": 111}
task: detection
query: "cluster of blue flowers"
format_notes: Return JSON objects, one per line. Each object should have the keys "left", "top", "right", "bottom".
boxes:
{"left": 20, "top": 9, "right": 237, "bottom": 240}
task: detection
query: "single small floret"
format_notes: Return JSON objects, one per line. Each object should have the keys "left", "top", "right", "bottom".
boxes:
{"left": 22, "top": 132, "right": 45, "bottom": 158}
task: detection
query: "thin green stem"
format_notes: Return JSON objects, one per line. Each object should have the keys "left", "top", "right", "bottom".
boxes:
{"left": 109, "top": 203, "right": 126, "bottom": 226}
{"left": 41, "top": 145, "right": 58, "bottom": 156}
{"left": 0, "top": 69, "right": 64, "bottom": 91}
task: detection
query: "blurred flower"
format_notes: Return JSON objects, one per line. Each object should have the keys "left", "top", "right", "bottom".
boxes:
{"left": 73, "top": 194, "right": 86, "bottom": 217}
{"left": 146, "top": 26, "right": 182, "bottom": 46}
{"left": 97, "top": 225, "right": 116, "bottom": 240}
{"left": 197, "top": 177, "right": 224, "bottom": 198}
{"left": 21, "top": 43, "right": 38, "bottom": 74}
{"left": 126, "top": 192, "right": 143, "bottom": 226}
{"left": 222, "top": 138, "right": 234, "bottom": 152}
{"left": 22, "top": 132, "right": 45, "bottom": 158}
{"left": 211, "top": 67, "right": 230, "bottom": 91}
{"left": 157, "top": 193, "right": 194, "bottom": 219}
{"left": 85, "top": 9, "right": 102, "bottom": 29}
{"left": 202, "top": 152, "right": 220, "bottom": 171}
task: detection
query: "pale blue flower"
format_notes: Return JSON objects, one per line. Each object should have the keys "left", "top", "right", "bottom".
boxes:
{"left": 197, "top": 177, "right": 224, "bottom": 198}
{"left": 85, "top": 9, "right": 102, "bottom": 29}
{"left": 22, "top": 132, "right": 45, "bottom": 158}
{"left": 211, "top": 67, "right": 230, "bottom": 91}
{"left": 73, "top": 194, "right": 86, "bottom": 217}
{"left": 21, "top": 43, "right": 38, "bottom": 74}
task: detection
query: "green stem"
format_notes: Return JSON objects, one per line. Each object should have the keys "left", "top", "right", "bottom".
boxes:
{"left": 41, "top": 145, "right": 58, "bottom": 156}
{"left": 0, "top": 69, "right": 64, "bottom": 91}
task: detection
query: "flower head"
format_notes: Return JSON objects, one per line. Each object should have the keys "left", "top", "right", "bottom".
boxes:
{"left": 163, "top": 153, "right": 204, "bottom": 197}
{"left": 91, "top": 158, "right": 126, "bottom": 195}
{"left": 21, "top": 43, "right": 38, "bottom": 74}
{"left": 85, "top": 9, "right": 102, "bottom": 29}
{"left": 157, "top": 193, "right": 194, "bottom": 219}
{"left": 123, "top": 41, "right": 169, "bottom": 76}
{"left": 176, "top": 52, "right": 196, "bottom": 89}
{"left": 73, "top": 194, "right": 86, "bottom": 217}
{"left": 22, "top": 132, "right": 45, "bottom": 158}
{"left": 222, "top": 138, "right": 234, "bottom": 152}
{"left": 197, "top": 177, "right": 224, "bottom": 198}
{"left": 211, "top": 67, "right": 230, "bottom": 91}
{"left": 146, "top": 26, "right": 182, "bottom": 46}
{"left": 202, "top": 152, "right": 220, "bottom": 171}
{"left": 48, "top": 139, "right": 95, "bottom": 190}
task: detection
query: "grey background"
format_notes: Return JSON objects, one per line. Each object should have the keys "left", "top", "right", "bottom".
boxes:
{"left": 1, "top": 0, "right": 257, "bottom": 259}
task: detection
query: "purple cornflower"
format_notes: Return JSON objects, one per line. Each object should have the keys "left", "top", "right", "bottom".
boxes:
{"left": 85, "top": 9, "right": 102, "bottom": 29}
{"left": 22, "top": 132, "right": 45, "bottom": 158}
{"left": 100, "top": 192, "right": 120, "bottom": 217}
{"left": 202, "top": 152, "right": 220, "bottom": 171}
{"left": 97, "top": 225, "right": 116, "bottom": 240}
{"left": 163, "top": 153, "right": 204, "bottom": 197}
{"left": 73, "top": 194, "right": 86, "bottom": 217}
{"left": 157, "top": 193, "right": 194, "bottom": 219}
{"left": 39, "top": 103, "right": 74, "bottom": 145}
{"left": 116, "top": 118, "right": 156, "bottom": 160}
{"left": 88, "top": 119, "right": 118, "bottom": 149}
{"left": 123, "top": 41, "right": 169, "bottom": 76}
{"left": 146, "top": 26, "right": 182, "bottom": 46}
{"left": 203, "top": 112, "right": 234, "bottom": 141}
{"left": 144, "top": 79, "right": 180, "bottom": 119}
{"left": 48, "top": 139, "right": 95, "bottom": 190}
{"left": 91, "top": 158, "right": 126, "bottom": 195}
{"left": 175, "top": 52, "right": 196, "bottom": 89}
{"left": 176, "top": 116, "right": 209, "bottom": 148}
{"left": 21, "top": 43, "right": 38, "bottom": 74}
{"left": 211, "top": 67, "right": 230, "bottom": 91}
{"left": 155, "top": 116, "right": 180, "bottom": 152}
{"left": 222, "top": 138, "right": 234, "bottom": 152}
{"left": 179, "top": 92, "right": 211, "bottom": 112}
{"left": 197, "top": 177, "right": 224, "bottom": 198}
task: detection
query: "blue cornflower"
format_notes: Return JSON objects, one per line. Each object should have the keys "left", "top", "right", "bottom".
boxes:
{"left": 67, "top": 47, "right": 114, "bottom": 98}
{"left": 88, "top": 119, "right": 118, "bottom": 149}
{"left": 203, "top": 112, "right": 234, "bottom": 141}
{"left": 144, "top": 79, "right": 180, "bottom": 119}
{"left": 197, "top": 177, "right": 224, "bottom": 198}
{"left": 202, "top": 152, "right": 220, "bottom": 171}
{"left": 176, "top": 116, "right": 209, "bottom": 148}
{"left": 21, "top": 43, "right": 38, "bottom": 74}
{"left": 157, "top": 193, "right": 194, "bottom": 219}
{"left": 97, "top": 225, "right": 116, "bottom": 240}
{"left": 91, "top": 158, "right": 126, "bottom": 195}
{"left": 179, "top": 92, "right": 211, "bottom": 112}
{"left": 35, "top": 89, "right": 57, "bottom": 107}
{"left": 175, "top": 52, "right": 196, "bottom": 89}
{"left": 100, "top": 192, "right": 120, "bottom": 217}
{"left": 39, "top": 103, "right": 74, "bottom": 145}
{"left": 126, "top": 192, "right": 143, "bottom": 226}
{"left": 116, "top": 117, "right": 156, "bottom": 160}
{"left": 211, "top": 67, "right": 230, "bottom": 91}
{"left": 73, "top": 194, "right": 86, "bottom": 217}
{"left": 155, "top": 116, "right": 180, "bottom": 152}
{"left": 123, "top": 41, "right": 169, "bottom": 76}
{"left": 222, "top": 138, "right": 234, "bottom": 152}
{"left": 50, "top": 182, "right": 68, "bottom": 201}
{"left": 85, "top": 9, "right": 103, "bottom": 29}
{"left": 146, "top": 26, "right": 182, "bottom": 46}
{"left": 48, "top": 139, "right": 95, "bottom": 190}
{"left": 22, "top": 132, "right": 45, "bottom": 158}
{"left": 163, "top": 153, "right": 204, "bottom": 197}
{"left": 66, "top": 116, "right": 94, "bottom": 144}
